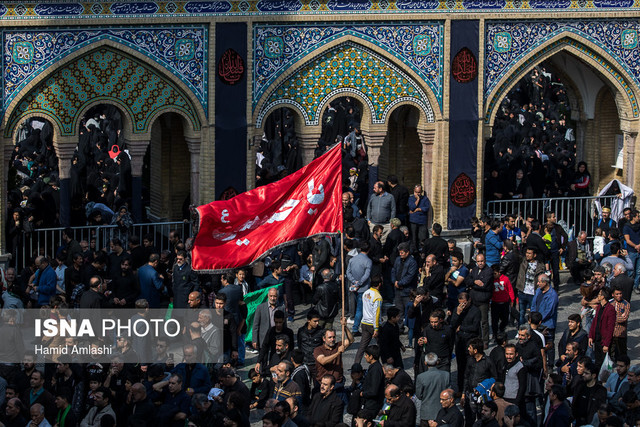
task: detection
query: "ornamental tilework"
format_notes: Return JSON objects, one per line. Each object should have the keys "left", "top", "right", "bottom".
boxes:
{"left": 3, "top": 26, "right": 207, "bottom": 114}
{"left": 258, "top": 42, "right": 434, "bottom": 126}
{"left": 253, "top": 23, "right": 444, "bottom": 110}
{"left": 2, "top": 1, "right": 640, "bottom": 19}
{"left": 484, "top": 38, "right": 640, "bottom": 122}
{"left": 485, "top": 20, "right": 640, "bottom": 107}
{"left": 5, "top": 47, "right": 200, "bottom": 137}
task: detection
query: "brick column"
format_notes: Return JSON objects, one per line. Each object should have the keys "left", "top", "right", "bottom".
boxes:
{"left": 362, "top": 126, "right": 387, "bottom": 192}
{"left": 624, "top": 131, "right": 638, "bottom": 190}
{"left": 125, "top": 138, "right": 150, "bottom": 222}
{"left": 186, "top": 137, "right": 201, "bottom": 207}
{"left": 417, "top": 126, "right": 436, "bottom": 200}
{"left": 54, "top": 139, "right": 77, "bottom": 227}
{"left": 297, "top": 131, "right": 321, "bottom": 166}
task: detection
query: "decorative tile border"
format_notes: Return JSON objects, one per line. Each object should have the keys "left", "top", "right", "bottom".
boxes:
{"left": 3, "top": 26, "right": 207, "bottom": 114}
{"left": 1, "top": 1, "right": 640, "bottom": 20}
{"left": 253, "top": 23, "right": 444, "bottom": 110}
{"left": 256, "top": 41, "right": 434, "bottom": 127}
{"left": 5, "top": 46, "right": 201, "bottom": 136}
{"left": 485, "top": 20, "right": 640, "bottom": 106}
{"left": 484, "top": 37, "right": 639, "bottom": 122}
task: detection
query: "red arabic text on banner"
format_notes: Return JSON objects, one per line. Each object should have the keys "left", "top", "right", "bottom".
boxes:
{"left": 192, "top": 144, "right": 342, "bottom": 272}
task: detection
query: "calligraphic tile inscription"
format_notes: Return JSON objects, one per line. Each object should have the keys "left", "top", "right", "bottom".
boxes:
{"left": 450, "top": 173, "right": 476, "bottom": 208}
{"left": 452, "top": 48, "right": 477, "bottom": 84}
{"left": 218, "top": 49, "right": 245, "bottom": 85}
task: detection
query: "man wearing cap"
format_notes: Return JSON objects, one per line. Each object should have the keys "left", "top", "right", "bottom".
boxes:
{"left": 596, "top": 207, "right": 618, "bottom": 236}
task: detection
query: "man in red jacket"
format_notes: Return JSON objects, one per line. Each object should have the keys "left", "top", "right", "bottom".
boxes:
{"left": 589, "top": 287, "right": 616, "bottom": 370}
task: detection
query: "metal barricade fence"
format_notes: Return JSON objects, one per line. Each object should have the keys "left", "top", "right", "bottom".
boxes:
{"left": 17, "top": 221, "right": 193, "bottom": 270}
{"left": 485, "top": 195, "right": 619, "bottom": 237}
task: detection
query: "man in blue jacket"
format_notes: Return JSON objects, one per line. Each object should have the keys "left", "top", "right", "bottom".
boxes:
{"left": 391, "top": 242, "right": 418, "bottom": 328}
{"left": 34, "top": 256, "right": 57, "bottom": 307}
{"left": 531, "top": 273, "right": 558, "bottom": 364}
{"left": 138, "top": 253, "right": 165, "bottom": 308}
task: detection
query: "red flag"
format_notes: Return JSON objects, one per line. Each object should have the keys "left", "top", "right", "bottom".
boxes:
{"left": 192, "top": 144, "right": 342, "bottom": 272}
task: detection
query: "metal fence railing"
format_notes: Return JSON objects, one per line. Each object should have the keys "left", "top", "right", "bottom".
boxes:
{"left": 16, "top": 221, "right": 193, "bottom": 270}
{"left": 486, "top": 195, "right": 619, "bottom": 238}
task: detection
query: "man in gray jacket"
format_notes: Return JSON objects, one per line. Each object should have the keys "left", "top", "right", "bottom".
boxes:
{"left": 416, "top": 352, "right": 450, "bottom": 425}
{"left": 346, "top": 241, "right": 373, "bottom": 335}
{"left": 367, "top": 181, "right": 396, "bottom": 243}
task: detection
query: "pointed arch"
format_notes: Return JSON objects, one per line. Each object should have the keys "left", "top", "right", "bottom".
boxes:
{"left": 3, "top": 39, "right": 205, "bottom": 140}
{"left": 485, "top": 33, "right": 640, "bottom": 127}
{"left": 253, "top": 37, "right": 440, "bottom": 128}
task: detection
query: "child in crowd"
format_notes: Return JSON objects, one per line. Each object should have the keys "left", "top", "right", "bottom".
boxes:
{"left": 593, "top": 227, "right": 605, "bottom": 260}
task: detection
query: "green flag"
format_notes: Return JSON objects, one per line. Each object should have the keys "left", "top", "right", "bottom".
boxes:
{"left": 243, "top": 284, "right": 281, "bottom": 342}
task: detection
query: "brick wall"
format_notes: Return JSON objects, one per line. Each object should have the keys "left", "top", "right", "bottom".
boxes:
{"left": 150, "top": 113, "right": 191, "bottom": 220}
{"left": 594, "top": 88, "right": 623, "bottom": 191}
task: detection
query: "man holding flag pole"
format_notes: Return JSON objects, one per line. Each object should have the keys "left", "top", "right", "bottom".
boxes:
{"left": 191, "top": 143, "right": 349, "bottom": 371}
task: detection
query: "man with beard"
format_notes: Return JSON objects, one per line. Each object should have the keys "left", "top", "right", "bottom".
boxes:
{"left": 171, "top": 251, "right": 198, "bottom": 309}
{"left": 588, "top": 287, "right": 616, "bottom": 370}
{"left": 557, "top": 313, "right": 588, "bottom": 357}
{"left": 462, "top": 338, "right": 497, "bottom": 425}
{"left": 515, "top": 326, "right": 543, "bottom": 426}
{"left": 503, "top": 344, "right": 526, "bottom": 411}
{"left": 368, "top": 225, "right": 387, "bottom": 280}
{"left": 555, "top": 342, "right": 580, "bottom": 388}
{"left": 255, "top": 310, "right": 294, "bottom": 376}
{"left": 422, "top": 254, "right": 446, "bottom": 302}
{"left": 313, "top": 320, "right": 353, "bottom": 387}
{"left": 572, "top": 360, "right": 607, "bottom": 426}
{"left": 474, "top": 401, "right": 500, "bottom": 427}
{"left": 110, "top": 258, "right": 139, "bottom": 308}
{"left": 408, "top": 286, "right": 437, "bottom": 372}
{"left": 468, "top": 253, "right": 494, "bottom": 347}
{"left": 308, "top": 374, "right": 344, "bottom": 426}
{"left": 214, "top": 293, "right": 238, "bottom": 364}
{"left": 450, "top": 292, "right": 482, "bottom": 392}
{"left": 266, "top": 336, "right": 292, "bottom": 374}
{"left": 418, "top": 308, "right": 454, "bottom": 372}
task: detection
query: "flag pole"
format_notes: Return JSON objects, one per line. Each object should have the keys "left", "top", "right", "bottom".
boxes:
{"left": 340, "top": 230, "right": 346, "bottom": 342}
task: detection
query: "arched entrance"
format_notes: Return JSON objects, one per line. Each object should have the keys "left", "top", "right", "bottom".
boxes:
{"left": 147, "top": 112, "right": 191, "bottom": 221}
{"left": 483, "top": 35, "right": 640, "bottom": 209}
{"left": 256, "top": 107, "right": 302, "bottom": 186}
{"left": 380, "top": 105, "right": 422, "bottom": 188}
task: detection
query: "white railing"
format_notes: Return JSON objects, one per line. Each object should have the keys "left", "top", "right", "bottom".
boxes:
{"left": 15, "top": 221, "right": 193, "bottom": 269}
{"left": 486, "top": 195, "right": 620, "bottom": 238}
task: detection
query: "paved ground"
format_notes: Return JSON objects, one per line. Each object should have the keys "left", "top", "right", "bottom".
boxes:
{"left": 240, "top": 271, "right": 640, "bottom": 425}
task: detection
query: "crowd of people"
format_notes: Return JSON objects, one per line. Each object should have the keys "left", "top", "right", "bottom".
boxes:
{"left": 2, "top": 71, "right": 638, "bottom": 426}
{"left": 6, "top": 107, "right": 140, "bottom": 263}
{"left": 0, "top": 169, "right": 637, "bottom": 426}
{"left": 484, "top": 62, "right": 592, "bottom": 201}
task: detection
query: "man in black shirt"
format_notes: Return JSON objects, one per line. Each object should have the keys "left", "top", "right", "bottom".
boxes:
{"left": 430, "top": 388, "right": 464, "bottom": 427}
{"left": 572, "top": 360, "right": 607, "bottom": 426}
{"left": 469, "top": 253, "right": 494, "bottom": 347}
{"left": 422, "top": 223, "right": 450, "bottom": 266}
{"left": 423, "top": 254, "right": 446, "bottom": 302}
{"left": 418, "top": 308, "right": 454, "bottom": 372}
{"left": 451, "top": 292, "right": 482, "bottom": 392}
{"left": 462, "top": 338, "right": 497, "bottom": 425}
